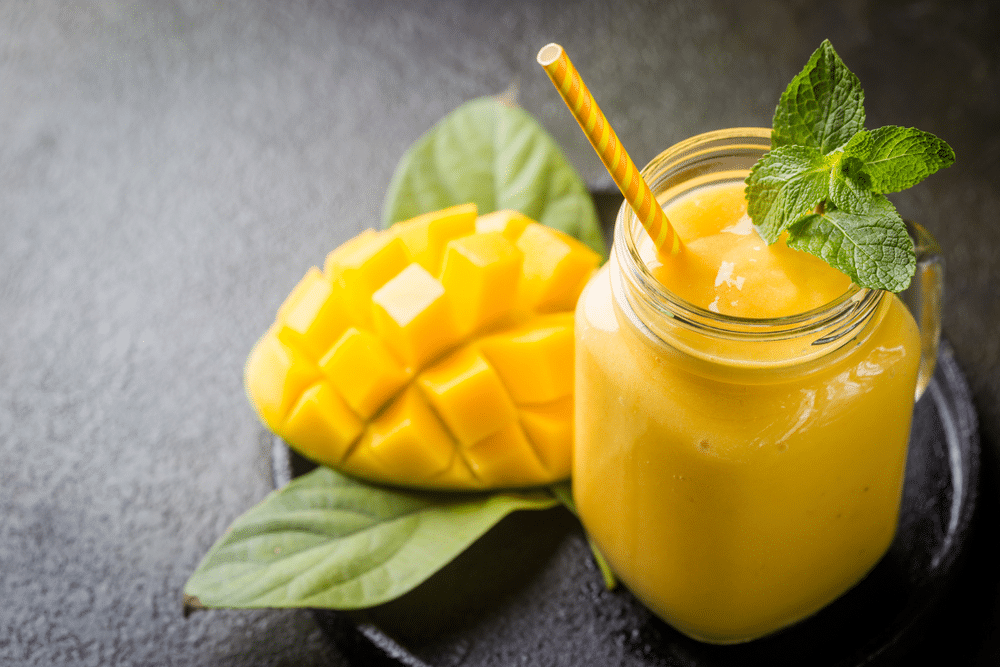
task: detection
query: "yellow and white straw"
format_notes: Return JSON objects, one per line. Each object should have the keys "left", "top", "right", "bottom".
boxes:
{"left": 537, "top": 43, "right": 682, "bottom": 256}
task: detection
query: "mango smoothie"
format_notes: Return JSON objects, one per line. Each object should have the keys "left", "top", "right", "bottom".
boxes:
{"left": 573, "top": 131, "right": 924, "bottom": 643}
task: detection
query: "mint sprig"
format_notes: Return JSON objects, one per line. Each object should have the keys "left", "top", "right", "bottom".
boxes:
{"left": 746, "top": 40, "right": 954, "bottom": 292}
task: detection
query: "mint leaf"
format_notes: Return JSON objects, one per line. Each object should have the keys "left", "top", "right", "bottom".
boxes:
{"left": 745, "top": 145, "right": 832, "bottom": 243}
{"left": 786, "top": 195, "right": 915, "bottom": 292}
{"left": 843, "top": 128, "right": 874, "bottom": 157}
{"left": 852, "top": 125, "right": 956, "bottom": 193}
{"left": 747, "top": 40, "right": 954, "bottom": 291}
{"left": 382, "top": 96, "right": 607, "bottom": 256}
{"left": 772, "top": 40, "right": 865, "bottom": 153}
{"left": 184, "top": 467, "right": 558, "bottom": 610}
{"left": 828, "top": 154, "right": 876, "bottom": 214}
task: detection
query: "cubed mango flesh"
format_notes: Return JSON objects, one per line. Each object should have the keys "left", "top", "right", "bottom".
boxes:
{"left": 439, "top": 232, "right": 523, "bottom": 336}
{"left": 517, "top": 222, "right": 600, "bottom": 313}
{"left": 393, "top": 202, "right": 477, "bottom": 274}
{"left": 244, "top": 204, "right": 602, "bottom": 489}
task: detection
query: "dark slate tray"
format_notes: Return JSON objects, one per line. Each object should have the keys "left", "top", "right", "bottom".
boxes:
{"left": 272, "top": 339, "right": 979, "bottom": 667}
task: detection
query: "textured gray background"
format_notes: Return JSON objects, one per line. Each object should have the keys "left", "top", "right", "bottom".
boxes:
{"left": 1, "top": 1, "right": 997, "bottom": 665}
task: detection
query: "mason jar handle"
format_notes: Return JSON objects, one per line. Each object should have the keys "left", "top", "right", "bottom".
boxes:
{"left": 900, "top": 220, "right": 944, "bottom": 401}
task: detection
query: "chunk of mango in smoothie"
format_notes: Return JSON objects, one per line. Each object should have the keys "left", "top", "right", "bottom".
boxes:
{"left": 245, "top": 203, "right": 602, "bottom": 489}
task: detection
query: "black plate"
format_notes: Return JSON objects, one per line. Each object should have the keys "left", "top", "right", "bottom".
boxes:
{"left": 272, "top": 340, "right": 979, "bottom": 667}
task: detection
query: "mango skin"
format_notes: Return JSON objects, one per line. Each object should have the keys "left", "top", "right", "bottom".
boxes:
{"left": 245, "top": 204, "right": 601, "bottom": 489}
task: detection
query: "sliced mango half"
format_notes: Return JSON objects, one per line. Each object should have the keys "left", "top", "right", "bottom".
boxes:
{"left": 245, "top": 203, "right": 601, "bottom": 489}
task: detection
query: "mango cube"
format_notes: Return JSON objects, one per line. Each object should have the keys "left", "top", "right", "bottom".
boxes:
{"left": 393, "top": 202, "right": 477, "bottom": 273}
{"left": 365, "top": 386, "right": 455, "bottom": 480}
{"left": 245, "top": 334, "right": 321, "bottom": 429}
{"left": 439, "top": 232, "right": 523, "bottom": 336}
{"left": 319, "top": 327, "right": 410, "bottom": 419}
{"left": 417, "top": 346, "right": 518, "bottom": 447}
{"left": 281, "top": 381, "right": 364, "bottom": 468}
{"left": 519, "top": 397, "right": 573, "bottom": 475}
{"left": 275, "top": 267, "right": 349, "bottom": 360}
{"left": 277, "top": 266, "right": 324, "bottom": 321}
{"left": 464, "top": 423, "right": 550, "bottom": 488}
{"left": 477, "top": 313, "right": 575, "bottom": 405}
{"left": 372, "top": 263, "right": 459, "bottom": 370}
{"left": 245, "top": 204, "right": 599, "bottom": 489}
{"left": 475, "top": 209, "right": 531, "bottom": 242}
{"left": 516, "top": 222, "right": 601, "bottom": 312}
{"left": 325, "top": 229, "right": 410, "bottom": 328}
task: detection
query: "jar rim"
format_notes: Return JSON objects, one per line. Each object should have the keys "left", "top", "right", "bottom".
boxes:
{"left": 614, "top": 127, "right": 880, "bottom": 342}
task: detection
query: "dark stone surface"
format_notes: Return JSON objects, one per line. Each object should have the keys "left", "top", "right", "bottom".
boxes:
{"left": 1, "top": 1, "right": 997, "bottom": 665}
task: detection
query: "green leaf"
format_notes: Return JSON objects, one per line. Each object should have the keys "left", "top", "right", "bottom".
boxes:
{"left": 748, "top": 40, "right": 954, "bottom": 291}
{"left": 852, "top": 125, "right": 956, "bottom": 193}
{"left": 772, "top": 40, "right": 865, "bottom": 153}
{"left": 745, "top": 145, "right": 833, "bottom": 242}
{"left": 549, "top": 480, "right": 575, "bottom": 512}
{"left": 382, "top": 96, "right": 607, "bottom": 257}
{"left": 842, "top": 128, "right": 874, "bottom": 157}
{"left": 184, "top": 467, "right": 558, "bottom": 610}
{"left": 828, "top": 153, "right": 876, "bottom": 214}
{"left": 549, "top": 481, "right": 617, "bottom": 590}
{"left": 786, "top": 195, "right": 916, "bottom": 291}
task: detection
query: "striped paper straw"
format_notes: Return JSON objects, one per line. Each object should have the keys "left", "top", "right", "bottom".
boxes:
{"left": 537, "top": 43, "right": 682, "bottom": 256}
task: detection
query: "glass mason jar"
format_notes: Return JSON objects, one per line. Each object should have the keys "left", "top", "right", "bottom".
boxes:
{"left": 573, "top": 128, "right": 943, "bottom": 644}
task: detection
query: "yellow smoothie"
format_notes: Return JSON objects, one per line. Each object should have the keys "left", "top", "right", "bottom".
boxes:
{"left": 574, "top": 178, "right": 922, "bottom": 643}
